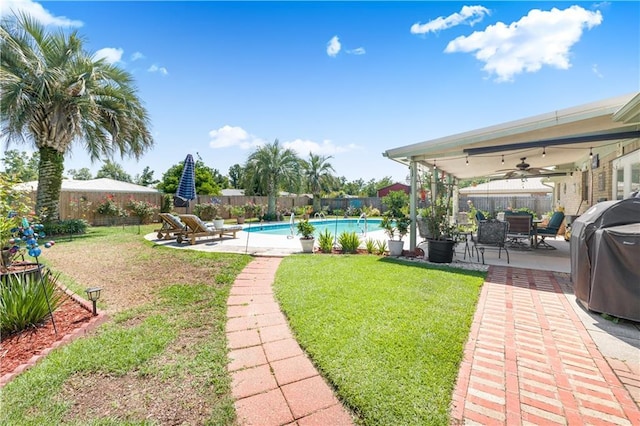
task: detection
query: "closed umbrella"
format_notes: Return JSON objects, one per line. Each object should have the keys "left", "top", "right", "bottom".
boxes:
{"left": 175, "top": 154, "right": 196, "bottom": 212}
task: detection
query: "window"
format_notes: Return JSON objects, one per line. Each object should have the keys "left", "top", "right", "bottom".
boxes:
{"left": 612, "top": 148, "right": 640, "bottom": 199}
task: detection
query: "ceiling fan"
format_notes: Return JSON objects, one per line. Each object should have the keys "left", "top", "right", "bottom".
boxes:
{"left": 494, "top": 157, "right": 566, "bottom": 179}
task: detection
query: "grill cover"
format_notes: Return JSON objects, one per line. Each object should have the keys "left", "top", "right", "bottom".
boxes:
{"left": 570, "top": 198, "right": 640, "bottom": 321}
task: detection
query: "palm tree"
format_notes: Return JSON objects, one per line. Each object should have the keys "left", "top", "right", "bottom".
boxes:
{"left": 245, "top": 139, "right": 300, "bottom": 218}
{"left": 0, "top": 13, "right": 153, "bottom": 220}
{"left": 302, "top": 153, "right": 335, "bottom": 213}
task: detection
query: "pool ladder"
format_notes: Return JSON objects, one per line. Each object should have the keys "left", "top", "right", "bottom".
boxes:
{"left": 288, "top": 213, "right": 295, "bottom": 239}
{"left": 357, "top": 213, "right": 368, "bottom": 236}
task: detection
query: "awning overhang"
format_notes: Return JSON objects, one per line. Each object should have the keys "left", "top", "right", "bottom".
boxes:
{"left": 383, "top": 92, "right": 640, "bottom": 180}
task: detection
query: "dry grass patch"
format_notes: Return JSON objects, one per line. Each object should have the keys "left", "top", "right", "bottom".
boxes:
{"left": 1, "top": 225, "right": 252, "bottom": 425}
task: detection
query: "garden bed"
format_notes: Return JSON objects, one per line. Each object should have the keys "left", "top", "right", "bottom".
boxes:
{"left": 0, "top": 284, "right": 103, "bottom": 385}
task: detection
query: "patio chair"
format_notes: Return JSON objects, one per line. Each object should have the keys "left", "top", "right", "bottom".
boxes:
{"left": 178, "top": 214, "right": 242, "bottom": 245}
{"left": 154, "top": 213, "right": 187, "bottom": 240}
{"left": 475, "top": 211, "right": 486, "bottom": 223}
{"left": 505, "top": 213, "right": 534, "bottom": 248}
{"left": 473, "top": 219, "right": 509, "bottom": 265}
{"left": 536, "top": 211, "right": 565, "bottom": 249}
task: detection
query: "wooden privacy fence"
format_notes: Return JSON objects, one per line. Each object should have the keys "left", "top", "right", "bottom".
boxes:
{"left": 459, "top": 195, "right": 553, "bottom": 217}
{"left": 26, "top": 191, "right": 532, "bottom": 225}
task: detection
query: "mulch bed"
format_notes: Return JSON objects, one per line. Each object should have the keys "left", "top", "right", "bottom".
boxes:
{"left": 0, "top": 293, "right": 94, "bottom": 377}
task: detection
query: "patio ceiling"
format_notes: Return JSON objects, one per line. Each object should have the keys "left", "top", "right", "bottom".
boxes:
{"left": 383, "top": 92, "right": 640, "bottom": 180}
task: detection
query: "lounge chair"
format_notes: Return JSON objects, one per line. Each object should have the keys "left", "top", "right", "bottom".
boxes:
{"left": 178, "top": 214, "right": 242, "bottom": 245}
{"left": 154, "top": 213, "right": 187, "bottom": 240}
{"left": 536, "top": 211, "right": 565, "bottom": 249}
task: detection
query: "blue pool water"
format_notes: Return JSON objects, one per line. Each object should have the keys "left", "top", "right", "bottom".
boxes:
{"left": 244, "top": 218, "right": 383, "bottom": 237}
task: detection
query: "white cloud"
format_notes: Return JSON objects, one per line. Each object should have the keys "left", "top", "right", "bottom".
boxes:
{"left": 347, "top": 47, "right": 366, "bottom": 55}
{"left": 131, "top": 52, "right": 145, "bottom": 61}
{"left": 411, "top": 5, "right": 490, "bottom": 34}
{"left": 592, "top": 64, "right": 603, "bottom": 78}
{"left": 147, "top": 64, "right": 168, "bottom": 75}
{"left": 282, "top": 139, "right": 359, "bottom": 156}
{"left": 94, "top": 47, "right": 123, "bottom": 64}
{"left": 208, "top": 125, "right": 359, "bottom": 156}
{"left": 444, "top": 5, "right": 603, "bottom": 82}
{"left": 327, "top": 35, "right": 341, "bottom": 57}
{"left": 1, "top": 0, "right": 83, "bottom": 27}
{"left": 209, "top": 125, "right": 265, "bottom": 150}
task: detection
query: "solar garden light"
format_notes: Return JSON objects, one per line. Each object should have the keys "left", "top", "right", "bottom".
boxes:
{"left": 85, "top": 287, "right": 102, "bottom": 316}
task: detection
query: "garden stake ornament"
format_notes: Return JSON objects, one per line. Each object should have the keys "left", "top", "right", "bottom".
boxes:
{"left": 9, "top": 215, "right": 57, "bottom": 333}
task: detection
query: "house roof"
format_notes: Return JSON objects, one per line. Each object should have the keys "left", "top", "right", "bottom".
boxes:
{"left": 16, "top": 178, "right": 160, "bottom": 193}
{"left": 459, "top": 177, "right": 553, "bottom": 195}
{"left": 383, "top": 92, "right": 640, "bottom": 180}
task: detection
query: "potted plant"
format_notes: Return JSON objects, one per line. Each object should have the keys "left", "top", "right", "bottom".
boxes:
{"left": 297, "top": 219, "right": 316, "bottom": 253}
{"left": 381, "top": 214, "right": 410, "bottom": 256}
{"left": 227, "top": 205, "right": 246, "bottom": 224}
{"left": 422, "top": 187, "right": 458, "bottom": 263}
{"left": 381, "top": 190, "right": 410, "bottom": 256}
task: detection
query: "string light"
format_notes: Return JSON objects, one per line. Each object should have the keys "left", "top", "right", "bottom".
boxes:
{"left": 542, "top": 147, "right": 546, "bottom": 158}
{"left": 501, "top": 155, "right": 504, "bottom": 165}
{"left": 589, "top": 147, "right": 593, "bottom": 159}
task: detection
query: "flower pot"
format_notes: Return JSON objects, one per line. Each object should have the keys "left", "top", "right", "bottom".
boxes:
{"left": 1, "top": 248, "right": 13, "bottom": 269}
{"left": 236, "top": 216, "right": 245, "bottom": 224}
{"left": 427, "top": 239, "right": 456, "bottom": 263}
{"left": 388, "top": 240, "right": 404, "bottom": 257}
{"left": 213, "top": 219, "right": 225, "bottom": 229}
{"left": 300, "top": 237, "right": 315, "bottom": 253}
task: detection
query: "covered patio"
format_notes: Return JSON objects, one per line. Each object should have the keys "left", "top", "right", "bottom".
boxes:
{"left": 383, "top": 92, "right": 640, "bottom": 252}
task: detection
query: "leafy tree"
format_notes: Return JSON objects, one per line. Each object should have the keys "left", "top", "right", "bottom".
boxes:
{"left": 211, "top": 167, "right": 229, "bottom": 190}
{"left": 228, "top": 164, "right": 244, "bottom": 189}
{"left": 157, "top": 159, "right": 221, "bottom": 195}
{"left": 96, "top": 160, "right": 132, "bottom": 182}
{"left": 245, "top": 139, "right": 301, "bottom": 217}
{"left": 301, "top": 153, "right": 335, "bottom": 212}
{"left": 0, "top": 13, "right": 153, "bottom": 220}
{"left": 134, "top": 166, "right": 158, "bottom": 186}
{"left": 67, "top": 168, "right": 93, "bottom": 180}
{"left": 1, "top": 149, "right": 39, "bottom": 182}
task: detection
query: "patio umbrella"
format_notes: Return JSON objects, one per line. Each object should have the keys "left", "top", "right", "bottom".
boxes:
{"left": 175, "top": 154, "right": 196, "bottom": 212}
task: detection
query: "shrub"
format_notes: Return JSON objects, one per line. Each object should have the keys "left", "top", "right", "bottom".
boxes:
{"left": 193, "top": 203, "right": 221, "bottom": 221}
{"left": 362, "top": 205, "right": 381, "bottom": 217}
{"left": 318, "top": 229, "right": 334, "bottom": 253}
{"left": 43, "top": 219, "right": 88, "bottom": 236}
{"left": 126, "top": 199, "right": 158, "bottom": 224}
{"left": 95, "top": 195, "right": 126, "bottom": 217}
{"left": 375, "top": 240, "right": 387, "bottom": 255}
{"left": 338, "top": 231, "right": 360, "bottom": 253}
{"left": 161, "top": 194, "right": 173, "bottom": 213}
{"left": 365, "top": 238, "right": 376, "bottom": 254}
{"left": 0, "top": 269, "right": 64, "bottom": 335}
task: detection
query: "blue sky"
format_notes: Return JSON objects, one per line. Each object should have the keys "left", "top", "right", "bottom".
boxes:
{"left": 2, "top": 1, "right": 638, "bottom": 184}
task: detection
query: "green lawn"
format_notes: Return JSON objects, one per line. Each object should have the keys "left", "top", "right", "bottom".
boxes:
{"left": 274, "top": 255, "right": 486, "bottom": 425}
{"left": 1, "top": 225, "right": 252, "bottom": 425}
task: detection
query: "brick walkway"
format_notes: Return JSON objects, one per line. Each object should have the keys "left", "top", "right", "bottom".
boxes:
{"left": 451, "top": 266, "right": 640, "bottom": 425}
{"left": 226, "top": 257, "right": 354, "bottom": 426}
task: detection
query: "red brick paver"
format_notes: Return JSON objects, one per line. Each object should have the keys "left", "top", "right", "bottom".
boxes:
{"left": 451, "top": 266, "right": 640, "bottom": 425}
{"left": 227, "top": 257, "right": 354, "bottom": 426}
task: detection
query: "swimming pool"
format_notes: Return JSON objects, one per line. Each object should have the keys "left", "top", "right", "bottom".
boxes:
{"left": 244, "top": 218, "right": 384, "bottom": 237}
